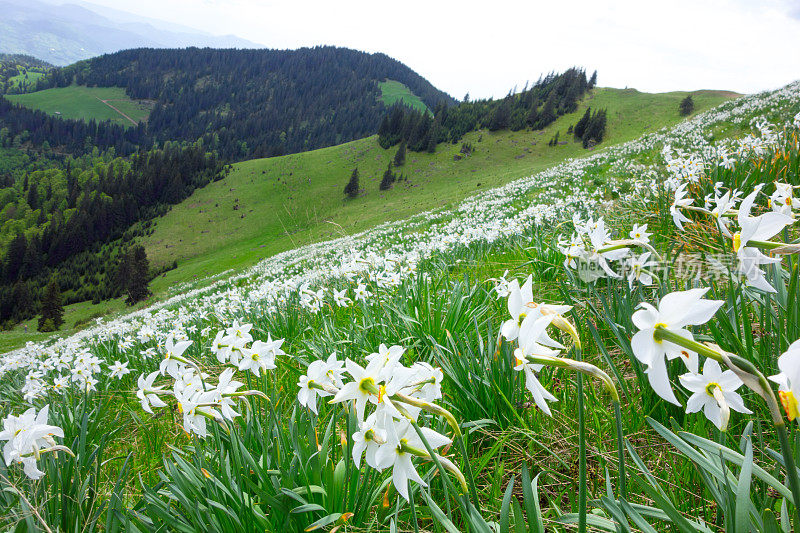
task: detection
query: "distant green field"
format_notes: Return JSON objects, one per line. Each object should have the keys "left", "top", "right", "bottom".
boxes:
{"left": 5, "top": 85, "right": 153, "bottom": 126}
{"left": 8, "top": 69, "right": 45, "bottom": 91}
{"left": 379, "top": 79, "right": 429, "bottom": 112}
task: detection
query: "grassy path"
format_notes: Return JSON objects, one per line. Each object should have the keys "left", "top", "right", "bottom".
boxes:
{"left": 94, "top": 96, "right": 138, "bottom": 126}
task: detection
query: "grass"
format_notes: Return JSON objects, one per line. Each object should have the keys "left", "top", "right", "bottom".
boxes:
{"left": 7, "top": 69, "right": 45, "bottom": 91}
{"left": 4, "top": 85, "right": 153, "bottom": 126}
{"left": 379, "top": 79, "right": 429, "bottom": 112}
{"left": 143, "top": 87, "right": 735, "bottom": 293}
{"left": 1, "top": 82, "right": 796, "bottom": 532}
{"left": 0, "top": 87, "right": 736, "bottom": 351}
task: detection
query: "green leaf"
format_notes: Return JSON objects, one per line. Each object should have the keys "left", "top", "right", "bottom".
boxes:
{"left": 500, "top": 476, "right": 516, "bottom": 533}
{"left": 735, "top": 436, "right": 754, "bottom": 533}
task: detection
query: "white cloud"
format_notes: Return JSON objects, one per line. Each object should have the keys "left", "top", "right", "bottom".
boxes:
{"left": 68, "top": 0, "right": 800, "bottom": 98}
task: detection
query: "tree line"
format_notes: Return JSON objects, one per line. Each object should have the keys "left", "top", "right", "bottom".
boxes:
{"left": 0, "top": 142, "right": 225, "bottom": 327}
{"left": 28, "top": 46, "right": 455, "bottom": 161}
{"left": 377, "top": 68, "right": 597, "bottom": 152}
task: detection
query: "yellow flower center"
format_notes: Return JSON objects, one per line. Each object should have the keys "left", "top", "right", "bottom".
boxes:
{"left": 732, "top": 233, "right": 742, "bottom": 252}
{"left": 705, "top": 382, "right": 720, "bottom": 396}
{"left": 359, "top": 377, "right": 376, "bottom": 394}
{"left": 780, "top": 390, "right": 800, "bottom": 421}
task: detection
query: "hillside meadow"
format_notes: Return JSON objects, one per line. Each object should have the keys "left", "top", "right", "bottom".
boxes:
{"left": 0, "top": 81, "right": 798, "bottom": 531}
{"left": 5, "top": 85, "right": 153, "bottom": 126}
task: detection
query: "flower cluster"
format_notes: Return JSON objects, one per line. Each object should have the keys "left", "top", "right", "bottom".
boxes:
{"left": 296, "top": 345, "right": 457, "bottom": 501}
{"left": 671, "top": 182, "right": 797, "bottom": 292}
{"left": 1, "top": 406, "right": 69, "bottom": 479}
{"left": 631, "top": 288, "right": 800, "bottom": 431}
{"left": 136, "top": 325, "right": 275, "bottom": 437}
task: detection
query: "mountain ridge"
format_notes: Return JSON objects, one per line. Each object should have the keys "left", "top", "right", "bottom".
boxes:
{"left": 0, "top": 0, "right": 263, "bottom": 66}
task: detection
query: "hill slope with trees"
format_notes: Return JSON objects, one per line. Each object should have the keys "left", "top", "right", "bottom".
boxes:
{"left": 19, "top": 46, "right": 456, "bottom": 160}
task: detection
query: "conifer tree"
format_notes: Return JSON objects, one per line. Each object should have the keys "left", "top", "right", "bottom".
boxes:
{"left": 393, "top": 140, "right": 406, "bottom": 167}
{"left": 573, "top": 108, "right": 591, "bottom": 139}
{"left": 588, "top": 70, "right": 598, "bottom": 89}
{"left": 679, "top": 95, "right": 695, "bottom": 116}
{"left": 344, "top": 167, "right": 360, "bottom": 198}
{"left": 380, "top": 163, "right": 396, "bottom": 191}
{"left": 38, "top": 278, "right": 64, "bottom": 332}
{"left": 115, "top": 245, "right": 152, "bottom": 305}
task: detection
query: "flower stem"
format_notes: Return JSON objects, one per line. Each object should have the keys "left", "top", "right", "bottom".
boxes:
{"left": 576, "top": 346, "right": 587, "bottom": 533}
{"left": 613, "top": 400, "right": 627, "bottom": 499}
{"left": 776, "top": 422, "right": 800, "bottom": 529}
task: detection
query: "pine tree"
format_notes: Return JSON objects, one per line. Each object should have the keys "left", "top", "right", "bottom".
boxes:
{"left": 588, "top": 70, "right": 598, "bottom": 89}
{"left": 38, "top": 278, "right": 64, "bottom": 332}
{"left": 123, "top": 245, "right": 152, "bottom": 305}
{"left": 344, "top": 167, "right": 360, "bottom": 198}
{"left": 573, "top": 108, "right": 591, "bottom": 139}
{"left": 380, "top": 163, "right": 396, "bottom": 191}
{"left": 679, "top": 95, "right": 695, "bottom": 116}
{"left": 393, "top": 140, "right": 406, "bottom": 167}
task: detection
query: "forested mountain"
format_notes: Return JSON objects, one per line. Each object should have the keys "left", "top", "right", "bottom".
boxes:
{"left": 27, "top": 46, "right": 456, "bottom": 159}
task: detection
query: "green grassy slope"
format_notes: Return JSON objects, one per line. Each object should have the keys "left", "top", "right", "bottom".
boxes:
{"left": 143, "top": 88, "right": 735, "bottom": 292}
{"left": 379, "top": 79, "right": 429, "bottom": 112}
{"left": 0, "top": 87, "right": 737, "bottom": 352}
{"left": 5, "top": 85, "right": 153, "bottom": 125}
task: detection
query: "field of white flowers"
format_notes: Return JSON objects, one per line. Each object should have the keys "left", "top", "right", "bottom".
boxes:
{"left": 2, "top": 81, "right": 800, "bottom": 532}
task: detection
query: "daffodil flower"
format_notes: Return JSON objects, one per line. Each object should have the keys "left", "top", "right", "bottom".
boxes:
{"left": 631, "top": 288, "right": 724, "bottom": 404}
{"left": 374, "top": 419, "right": 451, "bottom": 502}
{"left": 679, "top": 358, "right": 751, "bottom": 430}
{"left": 769, "top": 340, "right": 800, "bottom": 421}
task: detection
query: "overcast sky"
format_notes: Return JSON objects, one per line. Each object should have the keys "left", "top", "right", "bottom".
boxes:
{"left": 66, "top": 0, "right": 800, "bottom": 99}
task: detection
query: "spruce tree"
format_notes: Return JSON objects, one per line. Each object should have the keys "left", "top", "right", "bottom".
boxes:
{"left": 573, "top": 108, "right": 591, "bottom": 139}
{"left": 588, "top": 70, "right": 598, "bottom": 89}
{"left": 380, "top": 163, "right": 396, "bottom": 191}
{"left": 344, "top": 167, "right": 360, "bottom": 198}
{"left": 38, "top": 278, "right": 64, "bottom": 332}
{"left": 393, "top": 140, "right": 406, "bottom": 167}
{"left": 124, "top": 245, "right": 152, "bottom": 305}
{"left": 679, "top": 95, "right": 695, "bottom": 116}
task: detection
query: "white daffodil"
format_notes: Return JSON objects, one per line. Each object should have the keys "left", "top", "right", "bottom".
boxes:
{"left": 1, "top": 405, "right": 65, "bottom": 480}
{"left": 679, "top": 358, "right": 750, "bottom": 430}
{"left": 298, "top": 353, "right": 344, "bottom": 414}
{"left": 159, "top": 335, "right": 193, "bottom": 378}
{"left": 625, "top": 252, "right": 657, "bottom": 288}
{"left": 670, "top": 183, "right": 693, "bottom": 231}
{"left": 710, "top": 188, "right": 739, "bottom": 238}
{"left": 353, "top": 283, "right": 372, "bottom": 302}
{"left": 365, "top": 344, "right": 404, "bottom": 376}
{"left": 629, "top": 224, "right": 652, "bottom": 244}
{"left": 108, "top": 361, "right": 130, "bottom": 379}
{"left": 215, "top": 368, "right": 244, "bottom": 420}
{"left": 769, "top": 339, "right": 800, "bottom": 421}
{"left": 374, "top": 419, "right": 451, "bottom": 502}
{"left": 735, "top": 187, "right": 794, "bottom": 256}
{"left": 501, "top": 276, "right": 569, "bottom": 347}
{"left": 137, "top": 371, "right": 170, "bottom": 414}
{"left": 631, "top": 288, "right": 724, "bottom": 404}
{"left": 769, "top": 183, "right": 799, "bottom": 217}
{"left": 238, "top": 337, "right": 281, "bottom": 376}
{"left": 330, "top": 358, "right": 387, "bottom": 422}
{"left": 333, "top": 288, "right": 352, "bottom": 307}
{"left": 513, "top": 315, "right": 561, "bottom": 416}
{"left": 210, "top": 330, "right": 233, "bottom": 364}
{"left": 225, "top": 320, "right": 253, "bottom": 344}
{"left": 174, "top": 389, "right": 220, "bottom": 438}
{"left": 733, "top": 187, "right": 795, "bottom": 292}
{"left": 352, "top": 412, "right": 387, "bottom": 469}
